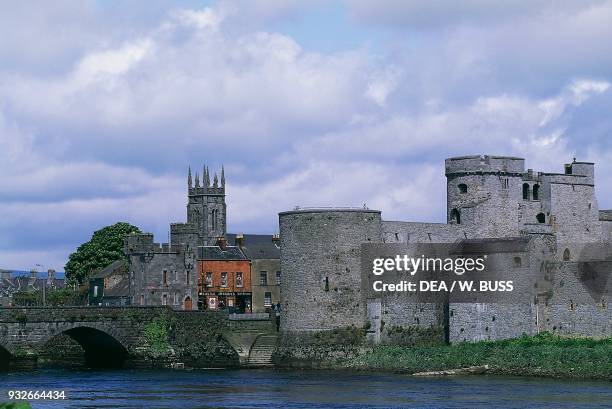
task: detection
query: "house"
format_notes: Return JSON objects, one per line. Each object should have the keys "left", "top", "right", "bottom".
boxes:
{"left": 197, "top": 240, "right": 251, "bottom": 312}
{"left": 1, "top": 269, "right": 65, "bottom": 306}
{"left": 88, "top": 260, "right": 131, "bottom": 306}
{"left": 228, "top": 233, "right": 281, "bottom": 313}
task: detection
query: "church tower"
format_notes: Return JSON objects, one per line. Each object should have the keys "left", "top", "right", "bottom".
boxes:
{"left": 186, "top": 165, "right": 227, "bottom": 245}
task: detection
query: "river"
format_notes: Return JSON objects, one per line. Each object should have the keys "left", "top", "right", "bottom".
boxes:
{"left": 0, "top": 369, "right": 610, "bottom": 408}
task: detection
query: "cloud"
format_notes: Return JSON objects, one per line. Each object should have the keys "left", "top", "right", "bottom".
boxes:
{"left": 0, "top": 1, "right": 611, "bottom": 271}
{"left": 347, "top": 0, "right": 607, "bottom": 29}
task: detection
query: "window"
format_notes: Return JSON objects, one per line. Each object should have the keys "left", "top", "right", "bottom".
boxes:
{"left": 536, "top": 213, "right": 545, "bottom": 223}
{"left": 450, "top": 208, "right": 461, "bottom": 224}
{"left": 522, "top": 183, "right": 529, "bottom": 200}
{"left": 205, "top": 272, "right": 213, "bottom": 287}
{"left": 260, "top": 271, "right": 268, "bottom": 286}
{"left": 93, "top": 286, "right": 99, "bottom": 297}
{"left": 532, "top": 184, "right": 540, "bottom": 200}
{"left": 162, "top": 294, "right": 167, "bottom": 306}
{"left": 276, "top": 271, "right": 281, "bottom": 285}
{"left": 501, "top": 178, "right": 509, "bottom": 189}
{"left": 325, "top": 276, "right": 329, "bottom": 292}
{"left": 236, "top": 272, "right": 243, "bottom": 288}
{"left": 563, "top": 248, "right": 571, "bottom": 261}
{"left": 264, "top": 292, "right": 272, "bottom": 307}
{"left": 221, "top": 272, "right": 228, "bottom": 288}
{"left": 163, "top": 270, "right": 168, "bottom": 286}
{"left": 174, "top": 292, "right": 179, "bottom": 305}
{"left": 458, "top": 183, "right": 468, "bottom": 194}
{"left": 211, "top": 209, "right": 218, "bottom": 230}
{"left": 513, "top": 257, "right": 522, "bottom": 268}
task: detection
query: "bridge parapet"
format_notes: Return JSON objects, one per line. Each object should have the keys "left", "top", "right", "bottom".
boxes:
{"left": 0, "top": 306, "right": 277, "bottom": 370}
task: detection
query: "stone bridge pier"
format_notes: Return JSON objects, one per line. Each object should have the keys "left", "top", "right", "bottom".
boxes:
{"left": 0, "top": 307, "right": 277, "bottom": 370}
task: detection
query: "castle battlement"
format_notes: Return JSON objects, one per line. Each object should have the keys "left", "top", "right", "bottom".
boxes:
{"left": 445, "top": 155, "right": 525, "bottom": 176}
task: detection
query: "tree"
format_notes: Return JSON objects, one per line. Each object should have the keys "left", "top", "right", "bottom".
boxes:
{"left": 64, "top": 222, "right": 141, "bottom": 285}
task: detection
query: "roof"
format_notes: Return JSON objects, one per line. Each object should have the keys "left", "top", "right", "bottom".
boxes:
{"left": 227, "top": 233, "right": 280, "bottom": 259}
{"left": 198, "top": 245, "right": 247, "bottom": 260}
{"left": 0, "top": 275, "right": 65, "bottom": 293}
{"left": 91, "top": 260, "right": 127, "bottom": 279}
{"left": 104, "top": 277, "right": 130, "bottom": 298}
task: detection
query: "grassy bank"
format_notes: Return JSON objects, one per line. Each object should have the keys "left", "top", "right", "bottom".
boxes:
{"left": 345, "top": 332, "right": 612, "bottom": 380}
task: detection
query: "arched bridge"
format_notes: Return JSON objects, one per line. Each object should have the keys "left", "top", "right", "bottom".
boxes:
{"left": 0, "top": 307, "right": 277, "bottom": 370}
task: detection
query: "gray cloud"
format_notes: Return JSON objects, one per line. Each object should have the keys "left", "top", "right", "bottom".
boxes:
{"left": 0, "top": 1, "right": 611, "bottom": 271}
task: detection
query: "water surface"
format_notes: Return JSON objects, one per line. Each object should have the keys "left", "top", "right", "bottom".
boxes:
{"left": 0, "top": 369, "right": 610, "bottom": 408}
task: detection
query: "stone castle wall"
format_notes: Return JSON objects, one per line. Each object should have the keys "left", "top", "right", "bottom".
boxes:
{"left": 279, "top": 209, "right": 382, "bottom": 333}
{"left": 277, "top": 155, "right": 611, "bottom": 350}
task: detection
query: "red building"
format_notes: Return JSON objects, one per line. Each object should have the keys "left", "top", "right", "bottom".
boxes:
{"left": 197, "top": 244, "right": 251, "bottom": 312}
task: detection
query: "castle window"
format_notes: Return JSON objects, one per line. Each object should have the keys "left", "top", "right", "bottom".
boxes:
{"left": 522, "top": 183, "right": 529, "bottom": 200}
{"left": 325, "top": 276, "right": 329, "bottom": 292}
{"left": 458, "top": 183, "right": 468, "bottom": 194}
{"left": 450, "top": 208, "right": 461, "bottom": 224}
{"left": 260, "top": 271, "right": 268, "bottom": 286}
{"left": 563, "top": 248, "right": 571, "bottom": 261}
{"left": 211, "top": 209, "right": 218, "bottom": 231}
{"left": 140, "top": 294, "right": 145, "bottom": 306}
{"left": 186, "top": 271, "right": 190, "bottom": 285}
{"left": 536, "top": 213, "right": 545, "bottom": 223}
{"left": 501, "top": 178, "right": 509, "bottom": 189}
{"left": 513, "top": 257, "right": 522, "bottom": 268}
{"left": 163, "top": 270, "right": 168, "bottom": 286}
{"left": 532, "top": 184, "right": 540, "bottom": 200}
{"left": 162, "top": 294, "right": 167, "bottom": 306}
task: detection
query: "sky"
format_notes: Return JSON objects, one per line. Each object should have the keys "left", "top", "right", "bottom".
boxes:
{"left": 2, "top": 0, "right": 612, "bottom": 272}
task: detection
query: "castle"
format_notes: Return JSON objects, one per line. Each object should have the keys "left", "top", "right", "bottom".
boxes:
{"left": 125, "top": 166, "right": 227, "bottom": 310}
{"left": 278, "top": 155, "right": 612, "bottom": 344}
{"left": 123, "top": 166, "right": 281, "bottom": 312}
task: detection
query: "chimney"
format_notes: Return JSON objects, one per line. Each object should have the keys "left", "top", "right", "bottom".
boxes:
{"left": 235, "top": 234, "right": 244, "bottom": 247}
{"left": 1, "top": 270, "right": 10, "bottom": 282}
{"left": 216, "top": 237, "right": 228, "bottom": 250}
{"left": 47, "top": 269, "right": 56, "bottom": 285}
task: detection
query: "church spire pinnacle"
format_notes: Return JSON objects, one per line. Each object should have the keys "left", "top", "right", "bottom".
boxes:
{"left": 195, "top": 171, "right": 200, "bottom": 188}
{"left": 221, "top": 165, "right": 225, "bottom": 188}
{"left": 188, "top": 166, "right": 192, "bottom": 188}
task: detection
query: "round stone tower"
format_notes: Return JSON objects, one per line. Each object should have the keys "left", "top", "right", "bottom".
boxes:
{"left": 278, "top": 208, "right": 382, "bottom": 334}
{"left": 445, "top": 155, "right": 524, "bottom": 238}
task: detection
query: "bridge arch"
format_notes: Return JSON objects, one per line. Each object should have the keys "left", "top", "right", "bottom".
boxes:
{"left": 0, "top": 343, "right": 13, "bottom": 371}
{"left": 39, "top": 323, "right": 129, "bottom": 368}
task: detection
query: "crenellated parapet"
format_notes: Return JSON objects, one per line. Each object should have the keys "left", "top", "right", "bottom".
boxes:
{"left": 445, "top": 155, "right": 525, "bottom": 176}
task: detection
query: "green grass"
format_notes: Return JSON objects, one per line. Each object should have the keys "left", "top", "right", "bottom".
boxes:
{"left": 346, "top": 332, "right": 612, "bottom": 380}
{"left": 0, "top": 403, "right": 32, "bottom": 409}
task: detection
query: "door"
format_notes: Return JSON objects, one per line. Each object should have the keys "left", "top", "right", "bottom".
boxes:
{"left": 184, "top": 296, "right": 192, "bottom": 310}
